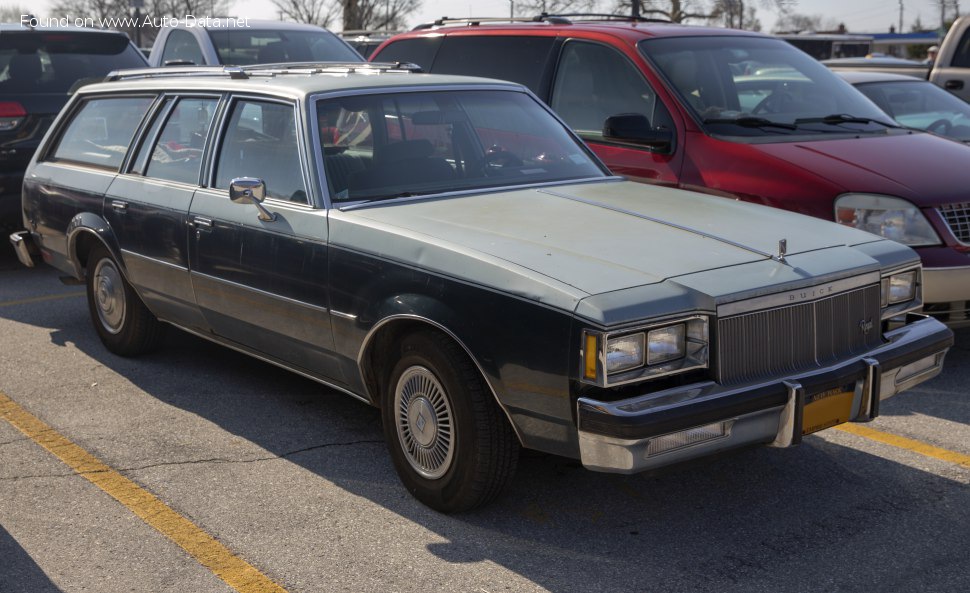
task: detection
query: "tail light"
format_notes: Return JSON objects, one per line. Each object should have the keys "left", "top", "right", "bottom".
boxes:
{"left": 0, "top": 102, "right": 27, "bottom": 131}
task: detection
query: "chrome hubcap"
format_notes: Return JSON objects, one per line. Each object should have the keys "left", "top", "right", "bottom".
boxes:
{"left": 395, "top": 366, "right": 454, "bottom": 479}
{"left": 93, "top": 258, "right": 126, "bottom": 335}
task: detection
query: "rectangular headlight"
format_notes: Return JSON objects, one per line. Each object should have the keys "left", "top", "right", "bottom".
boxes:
{"left": 647, "top": 324, "right": 686, "bottom": 365}
{"left": 606, "top": 332, "right": 645, "bottom": 373}
{"left": 881, "top": 270, "right": 917, "bottom": 307}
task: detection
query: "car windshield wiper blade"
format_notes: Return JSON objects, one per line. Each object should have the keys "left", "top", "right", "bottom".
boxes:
{"left": 703, "top": 116, "right": 798, "bottom": 130}
{"left": 795, "top": 114, "right": 901, "bottom": 128}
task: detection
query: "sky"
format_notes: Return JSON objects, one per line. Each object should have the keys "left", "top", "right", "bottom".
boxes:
{"left": 5, "top": 0, "right": 958, "bottom": 34}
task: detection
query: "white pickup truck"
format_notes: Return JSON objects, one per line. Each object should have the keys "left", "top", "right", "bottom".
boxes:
{"left": 823, "top": 15, "right": 970, "bottom": 102}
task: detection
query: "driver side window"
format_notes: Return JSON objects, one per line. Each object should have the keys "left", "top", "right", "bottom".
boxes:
{"left": 551, "top": 41, "right": 672, "bottom": 140}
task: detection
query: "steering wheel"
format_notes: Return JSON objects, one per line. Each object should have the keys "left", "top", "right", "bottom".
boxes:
{"left": 926, "top": 118, "right": 953, "bottom": 136}
{"left": 752, "top": 91, "right": 796, "bottom": 115}
{"left": 484, "top": 145, "right": 523, "bottom": 171}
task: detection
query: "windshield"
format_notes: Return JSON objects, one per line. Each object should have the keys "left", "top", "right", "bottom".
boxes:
{"left": 207, "top": 29, "right": 362, "bottom": 65}
{"left": 0, "top": 32, "right": 146, "bottom": 94}
{"left": 639, "top": 36, "right": 893, "bottom": 136}
{"left": 855, "top": 79, "right": 970, "bottom": 142}
{"left": 317, "top": 90, "right": 606, "bottom": 203}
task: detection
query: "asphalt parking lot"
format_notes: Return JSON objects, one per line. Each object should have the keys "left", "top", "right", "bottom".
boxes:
{"left": 1, "top": 246, "right": 969, "bottom": 593}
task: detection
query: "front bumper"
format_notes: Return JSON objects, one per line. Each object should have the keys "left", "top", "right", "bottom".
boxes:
{"left": 576, "top": 314, "right": 953, "bottom": 473}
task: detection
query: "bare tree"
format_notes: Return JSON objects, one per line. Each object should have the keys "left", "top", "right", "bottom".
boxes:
{"left": 342, "top": 0, "right": 421, "bottom": 31}
{"left": 609, "top": 1, "right": 711, "bottom": 23}
{"left": 773, "top": 11, "right": 837, "bottom": 33}
{"left": 1, "top": 5, "right": 32, "bottom": 22}
{"left": 514, "top": 0, "right": 601, "bottom": 16}
{"left": 272, "top": 0, "right": 338, "bottom": 27}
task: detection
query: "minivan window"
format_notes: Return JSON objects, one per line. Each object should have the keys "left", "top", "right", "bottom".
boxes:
{"left": 216, "top": 100, "right": 308, "bottom": 203}
{"left": 317, "top": 90, "right": 604, "bottom": 202}
{"left": 640, "top": 36, "right": 892, "bottom": 135}
{"left": 144, "top": 97, "right": 218, "bottom": 184}
{"left": 206, "top": 29, "right": 361, "bottom": 65}
{"left": 372, "top": 37, "right": 442, "bottom": 70}
{"left": 431, "top": 37, "right": 557, "bottom": 95}
{"left": 552, "top": 40, "right": 673, "bottom": 140}
{"left": 0, "top": 32, "right": 146, "bottom": 93}
{"left": 51, "top": 97, "right": 154, "bottom": 169}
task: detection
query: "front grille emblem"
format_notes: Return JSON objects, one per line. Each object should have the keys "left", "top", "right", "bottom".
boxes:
{"left": 859, "top": 318, "right": 873, "bottom": 334}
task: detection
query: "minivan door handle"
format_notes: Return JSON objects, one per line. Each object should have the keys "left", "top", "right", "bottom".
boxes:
{"left": 110, "top": 200, "right": 129, "bottom": 212}
{"left": 945, "top": 80, "right": 964, "bottom": 90}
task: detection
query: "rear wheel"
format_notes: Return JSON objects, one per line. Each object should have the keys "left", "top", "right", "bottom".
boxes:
{"left": 85, "top": 244, "right": 164, "bottom": 356}
{"left": 382, "top": 330, "right": 519, "bottom": 512}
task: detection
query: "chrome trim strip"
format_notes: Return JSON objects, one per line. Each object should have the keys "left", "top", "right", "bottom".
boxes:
{"left": 190, "top": 270, "right": 329, "bottom": 315}
{"left": 770, "top": 381, "right": 801, "bottom": 448}
{"left": 539, "top": 188, "right": 777, "bottom": 261}
{"left": 171, "top": 322, "right": 369, "bottom": 404}
{"left": 330, "top": 310, "right": 357, "bottom": 320}
{"left": 356, "top": 314, "right": 525, "bottom": 443}
{"left": 120, "top": 249, "right": 188, "bottom": 272}
{"left": 717, "top": 272, "right": 880, "bottom": 317}
{"left": 9, "top": 232, "right": 35, "bottom": 269}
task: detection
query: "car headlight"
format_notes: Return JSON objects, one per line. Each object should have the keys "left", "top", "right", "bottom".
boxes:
{"left": 835, "top": 194, "right": 939, "bottom": 246}
{"left": 881, "top": 270, "right": 917, "bottom": 307}
{"left": 583, "top": 316, "right": 708, "bottom": 387}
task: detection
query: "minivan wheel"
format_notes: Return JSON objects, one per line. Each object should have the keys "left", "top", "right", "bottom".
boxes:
{"left": 382, "top": 330, "right": 519, "bottom": 513}
{"left": 85, "top": 244, "right": 164, "bottom": 356}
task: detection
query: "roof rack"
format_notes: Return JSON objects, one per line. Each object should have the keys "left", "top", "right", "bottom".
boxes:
{"left": 412, "top": 15, "right": 571, "bottom": 31}
{"left": 104, "top": 62, "right": 421, "bottom": 82}
{"left": 411, "top": 12, "right": 670, "bottom": 30}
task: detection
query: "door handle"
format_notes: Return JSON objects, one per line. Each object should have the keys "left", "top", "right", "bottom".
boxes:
{"left": 945, "top": 80, "right": 964, "bottom": 90}
{"left": 192, "top": 216, "right": 213, "bottom": 229}
{"left": 110, "top": 200, "right": 129, "bottom": 212}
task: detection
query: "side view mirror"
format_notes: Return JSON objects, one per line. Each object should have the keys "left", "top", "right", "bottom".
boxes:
{"left": 229, "top": 177, "right": 275, "bottom": 222}
{"left": 603, "top": 113, "right": 673, "bottom": 151}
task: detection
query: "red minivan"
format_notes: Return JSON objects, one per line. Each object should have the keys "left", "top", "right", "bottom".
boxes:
{"left": 373, "top": 16, "right": 970, "bottom": 325}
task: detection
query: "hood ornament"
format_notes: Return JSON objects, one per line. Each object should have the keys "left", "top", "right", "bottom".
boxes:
{"left": 776, "top": 239, "right": 787, "bottom": 263}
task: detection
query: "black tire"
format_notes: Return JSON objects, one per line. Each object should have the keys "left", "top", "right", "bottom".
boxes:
{"left": 85, "top": 244, "right": 164, "bottom": 356}
{"left": 382, "top": 330, "right": 519, "bottom": 513}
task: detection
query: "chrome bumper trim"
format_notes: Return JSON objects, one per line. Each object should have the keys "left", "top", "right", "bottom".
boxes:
{"left": 9, "top": 231, "right": 37, "bottom": 269}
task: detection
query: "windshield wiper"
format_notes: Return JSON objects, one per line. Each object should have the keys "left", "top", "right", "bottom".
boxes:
{"left": 795, "top": 114, "right": 901, "bottom": 128}
{"left": 703, "top": 116, "right": 798, "bottom": 130}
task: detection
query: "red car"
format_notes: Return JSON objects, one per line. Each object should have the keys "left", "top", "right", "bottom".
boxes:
{"left": 373, "top": 16, "right": 970, "bottom": 325}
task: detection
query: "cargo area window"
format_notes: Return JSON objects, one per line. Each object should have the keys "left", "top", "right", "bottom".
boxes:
{"left": 49, "top": 97, "right": 154, "bottom": 169}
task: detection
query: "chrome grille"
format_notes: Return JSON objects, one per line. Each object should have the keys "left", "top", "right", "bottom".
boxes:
{"left": 717, "top": 284, "right": 881, "bottom": 385}
{"left": 938, "top": 202, "right": 970, "bottom": 243}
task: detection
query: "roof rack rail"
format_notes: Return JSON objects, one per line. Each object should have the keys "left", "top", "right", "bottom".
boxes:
{"left": 412, "top": 14, "right": 571, "bottom": 31}
{"left": 104, "top": 62, "right": 421, "bottom": 82}
{"left": 544, "top": 12, "right": 671, "bottom": 24}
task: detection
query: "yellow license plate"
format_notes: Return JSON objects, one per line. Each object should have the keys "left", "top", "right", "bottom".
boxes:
{"left": 802, "top": 385, "right": 855, "bottom": 436}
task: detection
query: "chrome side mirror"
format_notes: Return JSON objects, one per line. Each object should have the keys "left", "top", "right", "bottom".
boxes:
{"left": 229, "top": 177, "right": 275, "bottom": 222}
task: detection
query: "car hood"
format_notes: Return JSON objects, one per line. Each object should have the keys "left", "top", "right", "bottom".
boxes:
{"left": 334, "top": 180, "right": 882, "bottom": 304}
{"left": 749, "top": 131, "right": 970, "bottom": 206}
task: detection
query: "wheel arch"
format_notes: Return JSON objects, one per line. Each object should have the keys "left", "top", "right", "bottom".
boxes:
{"left": 66, "top": 213, "right": 125, "bottom": 280}
{"left": 357, "top": 312, "right": 526, "bottom": 446}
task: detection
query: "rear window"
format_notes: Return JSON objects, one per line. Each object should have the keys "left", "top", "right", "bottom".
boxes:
{"left": 431, "top": 36, "right": 557, "bottom": 95}
{"left": 0, "top": 32, "right": 147, "bottom": 94}
{"left": 50, "top": 96, "right": 153, "bottom": 169}
{"left": 206, "top": 29, "right": 361, "bottom": 65}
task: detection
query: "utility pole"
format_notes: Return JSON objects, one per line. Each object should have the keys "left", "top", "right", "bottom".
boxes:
{"left": 898, "top": 0, "right": 903, "bottom": 32}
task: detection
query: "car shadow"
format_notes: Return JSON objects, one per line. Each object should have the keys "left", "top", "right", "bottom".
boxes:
{"left": 0, "top": 524, "right": 64, "bottom": 593}
{"left": 4, "top": 292, "right": 970, "bottom": 592}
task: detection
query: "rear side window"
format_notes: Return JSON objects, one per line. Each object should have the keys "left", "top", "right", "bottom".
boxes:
{"left": 50, "top": 97, "right": 154, "bottom": 169}
{"left": 431, "top": 36, "right": 557, "bottom": 95}
{"left": 373, "top": 37, "right": 442, "bottom": 70}
{"left": 0, "top": 32, "right": 146, "bottom": 93}
{"left": 144, "top": 97, "right": 218, "bottom": 184}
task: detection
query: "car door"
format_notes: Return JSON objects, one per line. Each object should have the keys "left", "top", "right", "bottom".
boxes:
{"left": 549, "top": 39, "right": 683, "bottom": 186}
{"left": 187, "top": 95, "right": 344, "bottom": 382}
{"left": 104, "top": 95, "right": 219, "bottom": 329}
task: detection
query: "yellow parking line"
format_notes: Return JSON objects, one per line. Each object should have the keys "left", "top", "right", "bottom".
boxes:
{"left": 0, "top": 391, "right": 288, "bottom": 593}
{"left": 0, "top": 292, "right": 85, "bottom": 308}
{"left": 835, "top": 423, "right": 970, "bottom": 469}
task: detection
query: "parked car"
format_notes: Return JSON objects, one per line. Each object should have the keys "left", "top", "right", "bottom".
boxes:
{"left": 8, "top": 63, "right": 953, "bottom": 512}
{"left": 339, "top": 30, "right": 399, "bottom": 59}
{"left": 148, "top": 19, "right": 362, "bottom": 67}
{"left": 822, "top": 56, "right": 929, "bottom": 79}
{"left": 0, "top": 25, "right": 148, "bottom": 235}
{"left": 372, "top": 15, "right": 970, "bottom": 325}
{"left": 838, "top": 71, "right": 970, "bottom": 143}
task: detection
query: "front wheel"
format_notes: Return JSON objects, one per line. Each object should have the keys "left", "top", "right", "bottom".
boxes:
{"left": 85, "top": 244, "right": 164, "bottom": 356}
{"left": 382, "top": 330, "right": 519, "bottom": 512}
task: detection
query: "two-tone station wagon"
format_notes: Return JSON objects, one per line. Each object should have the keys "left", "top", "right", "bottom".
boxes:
{"left": 9, "top": 63, "right": 954, "bottom": 511}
